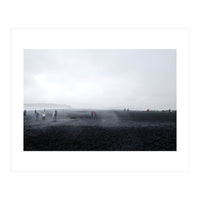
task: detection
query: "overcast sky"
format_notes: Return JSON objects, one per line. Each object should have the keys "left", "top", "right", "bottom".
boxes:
{"left": 24, "top": 49, "right": 176, "bottom": 110}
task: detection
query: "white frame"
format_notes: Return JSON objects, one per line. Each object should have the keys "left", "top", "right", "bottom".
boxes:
{"left": 11, "top": 29, "right": 189, "bottom": 171}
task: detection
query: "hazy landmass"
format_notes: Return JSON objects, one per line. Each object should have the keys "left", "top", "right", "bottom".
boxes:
{"left": 24, "top": 103, "right": 71, "bottom": 110}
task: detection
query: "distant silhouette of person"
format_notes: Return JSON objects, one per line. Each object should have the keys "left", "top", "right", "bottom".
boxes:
{"left": 35, "top": 111, "right": 37, "bottom": 120}
{"left": 127, "top": 108, "right": 129, "bottom": 112}
{"left": 53, "top": 110, "right": 57, "bottom": 121}
{"left": 24, "top": 110, "right": 27, "bottom": 116}
{"left": 91, "top": 111, "right": 94, "bottom": 118}
{"left": 93, "top": 111, "right": 97, "bottom": 118}
{"left": 147, "top": 109, "right": 149, "bottom": 112}
{"left": 35, "top": 112, "right": 39, "bottom": 120}
{"left": 42, "top": 109, "right": 46, "bottom": 120}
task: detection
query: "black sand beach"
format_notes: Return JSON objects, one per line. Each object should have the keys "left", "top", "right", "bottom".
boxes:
{"left": 24, "top": 110, "right": 176, "bottom": 151}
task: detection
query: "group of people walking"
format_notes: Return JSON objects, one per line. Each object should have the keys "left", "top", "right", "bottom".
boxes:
{"left": 24, "top": 109, "right": 58, "bottom": 121}
{"left": 24, "top": 109, "right": 98, "bottom": 121}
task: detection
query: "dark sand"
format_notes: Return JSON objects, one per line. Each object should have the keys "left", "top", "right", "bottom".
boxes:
{"left": 24, "top": 110, "right": 176, "bottom": 151}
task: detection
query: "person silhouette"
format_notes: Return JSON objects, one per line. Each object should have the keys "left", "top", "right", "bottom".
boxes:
{"left": 24, "top": 110, "right": 27, "bottom": 116}
{"left": 35, "top": 112, "right": 39, "bottom": 120}
{"left": 42, "top": 109, "right": 46, "bottom": 120}
{"left": 53, "top": 110, "right": 57, "bottom": 121}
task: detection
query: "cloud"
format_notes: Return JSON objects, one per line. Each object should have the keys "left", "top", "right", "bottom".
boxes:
{"left": 24, "top": 49, "right": 176, "bottom": 110}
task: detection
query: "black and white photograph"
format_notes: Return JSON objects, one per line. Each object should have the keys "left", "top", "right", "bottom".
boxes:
{"left": 24, "top": 49, "right": 176, "bottom": 151}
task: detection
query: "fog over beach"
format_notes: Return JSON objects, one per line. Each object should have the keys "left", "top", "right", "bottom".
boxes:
{"left": 24, "top": 49, "right": 176, "bottom": 151}
{"left": 24, "top": 49, "right": 176, "bottom": 110}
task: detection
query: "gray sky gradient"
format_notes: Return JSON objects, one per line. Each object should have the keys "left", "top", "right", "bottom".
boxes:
{"left": 24, "top": 49, "right": 176, "bottom": 110}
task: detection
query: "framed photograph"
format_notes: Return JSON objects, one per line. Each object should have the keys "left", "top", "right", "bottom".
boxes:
{"left": 11, "top": 29, "right": 189, "bottom": 171}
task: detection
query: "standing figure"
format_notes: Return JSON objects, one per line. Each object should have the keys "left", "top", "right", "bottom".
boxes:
{"left": 53, "top": 110, "right": 57, "bottom": 121}
{"left": 91, "top": 111, "right": 94, "bottom": 118}
{"left": 93, "top": 111, "right": 97, "bottom": 118}
{"left": 35, "top": 112, "right": 39, "bottom": 120}
{"left": 24, "top": 110, "right": 27, "bottom": 117}
{"left": 42, "top": 109, "right": 46, "bottom": 120}
{"left": 35, "top": 111, "right": 37, "bottom": 120}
